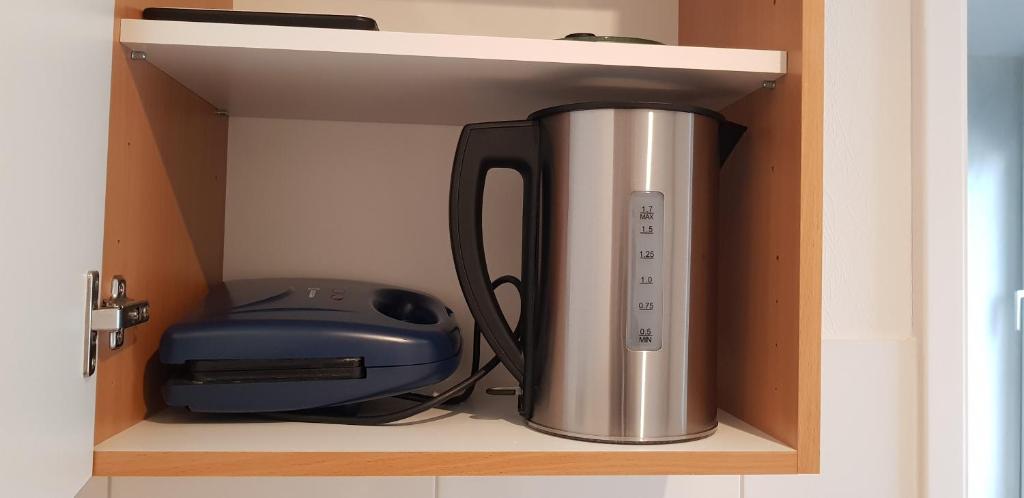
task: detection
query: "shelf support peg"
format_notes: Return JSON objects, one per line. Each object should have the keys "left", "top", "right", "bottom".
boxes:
{"left": 130, "top": 50, "right": 148, "bottom": 61}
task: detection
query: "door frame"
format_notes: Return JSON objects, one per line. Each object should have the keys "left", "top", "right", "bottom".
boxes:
{"left": 913, "top": 0, "right": 968, "bottom": 496}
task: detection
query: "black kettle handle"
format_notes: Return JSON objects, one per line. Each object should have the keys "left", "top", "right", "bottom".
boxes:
{"left": 449, "top": 120, "right": 541, "bottom": 386}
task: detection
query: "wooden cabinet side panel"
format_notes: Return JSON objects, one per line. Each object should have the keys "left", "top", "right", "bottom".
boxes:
{"left": 797, "top": 0, "right": 823, "bottom": 474}
{"left": 678, "top": 0, "right": 823, "bottom": 472}
{"left": 96, "top": 0, "right": 230, "bottom": 445}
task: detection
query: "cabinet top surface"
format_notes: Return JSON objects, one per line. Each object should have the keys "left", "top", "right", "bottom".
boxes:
{"left": 119, "top": 19, "right": 787, "bottom": 125}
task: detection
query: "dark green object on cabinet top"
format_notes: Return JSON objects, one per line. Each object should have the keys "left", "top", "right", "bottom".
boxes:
{"left": 559, "top": 32, "right": 664, "bottom": 45}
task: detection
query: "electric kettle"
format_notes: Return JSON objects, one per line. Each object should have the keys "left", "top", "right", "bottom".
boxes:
{"left": 449, "top": 102, "right": 746, "bottom": 443}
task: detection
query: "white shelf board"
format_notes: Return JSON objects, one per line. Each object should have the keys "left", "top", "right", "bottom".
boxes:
{"left": 119, "top": 19, "right": 787, "bottom": 125}
{"left": 95, "top": 399, "right": 791, "bottom": 454}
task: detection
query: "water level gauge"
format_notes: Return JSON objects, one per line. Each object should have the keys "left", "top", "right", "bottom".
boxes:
{"left": 627, "top": 191, "right": 664, "bottom": 351}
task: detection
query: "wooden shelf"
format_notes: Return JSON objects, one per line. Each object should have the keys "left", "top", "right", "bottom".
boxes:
{"left": 93, "top": 399, "right": 796, "bottom": 476}
{"left": 118, "top": 19, "right": 786, "bottom": 125}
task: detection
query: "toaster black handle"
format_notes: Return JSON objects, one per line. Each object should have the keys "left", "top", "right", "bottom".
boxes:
{"left": 449, "top": 120, "right": 541, "bottom": 389}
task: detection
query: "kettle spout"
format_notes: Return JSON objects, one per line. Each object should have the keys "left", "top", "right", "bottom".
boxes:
{"left": 718, "top": 121, "right": 747, "bottom": 166}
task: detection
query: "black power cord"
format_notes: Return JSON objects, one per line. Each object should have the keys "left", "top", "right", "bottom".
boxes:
{"left": 263, "top": 275, "right": 521, "bottom": 426}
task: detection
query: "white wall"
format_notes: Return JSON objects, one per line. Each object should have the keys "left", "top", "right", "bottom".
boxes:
{"left": 219, "top": 118, "right": 525, "bottom": 392}
{"left": 823, "top": 0, "right": 912, "bottom": 342}
{"left": 966, "top": 56, "right": 1024, "bottom": 498}
{"left": 111, "top": 0, "right": 918, "bottom": 496}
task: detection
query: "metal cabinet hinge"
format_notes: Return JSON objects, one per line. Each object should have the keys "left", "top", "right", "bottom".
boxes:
{"left": 83, "top": 271, "right": 150, "bottom": 377}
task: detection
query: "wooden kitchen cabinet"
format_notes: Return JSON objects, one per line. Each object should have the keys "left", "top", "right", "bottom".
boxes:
{"left": 30, "top": 0, "right": 822, "bottom": 481}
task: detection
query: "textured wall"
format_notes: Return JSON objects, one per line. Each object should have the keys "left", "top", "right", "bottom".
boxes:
{"left": 821, "top": 0, "right": 913, "bottom": 341}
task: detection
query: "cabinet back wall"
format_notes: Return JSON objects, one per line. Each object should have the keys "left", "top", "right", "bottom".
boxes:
{"left": 234, "top": 0, "right": 677, "bottom": 43}
{"left": 224, "top": 117, "right": 523, "bottom": 387}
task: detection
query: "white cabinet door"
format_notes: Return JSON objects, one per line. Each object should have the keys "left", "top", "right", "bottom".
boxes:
{"left": 0, "top": 1, "right": 114, "bottom": 497}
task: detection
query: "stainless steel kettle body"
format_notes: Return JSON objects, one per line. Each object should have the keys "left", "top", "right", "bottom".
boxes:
{"left": 450, "top": 103, "right": 745, "bottom": 443}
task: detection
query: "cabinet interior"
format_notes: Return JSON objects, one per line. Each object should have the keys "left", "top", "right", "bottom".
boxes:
{"left": 93, "top": 0, "right": 821, "bottom": 476}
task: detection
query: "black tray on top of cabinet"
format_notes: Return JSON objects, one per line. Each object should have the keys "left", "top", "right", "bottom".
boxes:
{"left": 142, "top": 8, "right": 379, "bottom": 31}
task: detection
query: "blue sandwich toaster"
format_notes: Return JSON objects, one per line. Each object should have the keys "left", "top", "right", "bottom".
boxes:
{"left": 160, "top": 278, "right": 461, "bottom": 413}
